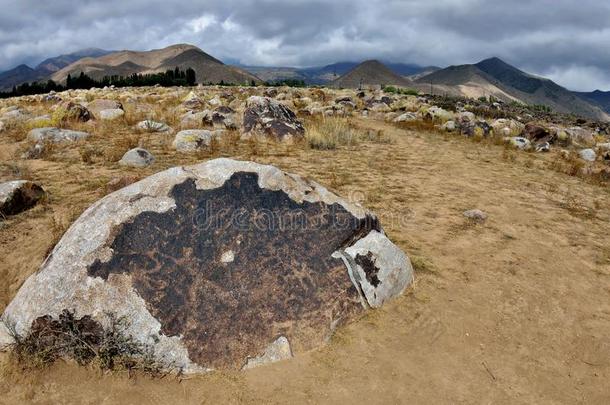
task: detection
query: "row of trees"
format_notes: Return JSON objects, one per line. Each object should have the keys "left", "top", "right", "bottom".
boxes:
{"left": 0, "top": 67, "right": 198, "bottom": 99}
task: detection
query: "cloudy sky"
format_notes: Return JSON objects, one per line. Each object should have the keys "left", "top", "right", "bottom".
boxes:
{"left": 1, "top": 0, "right": 609, "bottom": 91}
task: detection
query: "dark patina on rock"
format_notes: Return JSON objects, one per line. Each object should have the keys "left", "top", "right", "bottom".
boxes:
{"left": 0, "top": 159, "right": 413, "bottom": 372}
{"left": 0, "top": 180, "right": 45, "bottom": 216}
{"left": 88, "top": 172, "right": 377, "bottom": 368}
{"left": 243, "top": 96, "right": 305, "bottom": 140}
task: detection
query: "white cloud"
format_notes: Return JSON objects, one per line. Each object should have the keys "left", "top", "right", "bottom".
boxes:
{"left": 541, "top": 65, "right": 610, "bottom": 92}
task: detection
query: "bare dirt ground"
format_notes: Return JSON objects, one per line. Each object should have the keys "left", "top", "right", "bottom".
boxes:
{"left": 0, "top": 116, "right": 609, "bottom": 404}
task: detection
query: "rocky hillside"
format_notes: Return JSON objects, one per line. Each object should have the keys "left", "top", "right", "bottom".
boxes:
{"left": 416, "top": 57, "right": 609, "bottom": 121}
{"left": 331, "top": 60, "right": 413, "bottom": 89}
{"left": 575, "top": 90, "right": 610, "bottom": 114}
{"left": 50, "top": 44, "right": 261, "bottom": 86}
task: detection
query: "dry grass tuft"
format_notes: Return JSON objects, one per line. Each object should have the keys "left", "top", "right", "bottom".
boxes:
{"left": 305, "top": 116, "right": 391, "bottom": 150}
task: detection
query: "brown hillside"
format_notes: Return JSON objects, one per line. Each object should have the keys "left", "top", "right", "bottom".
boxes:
{"left": 331, "top": 60, "right": 413, "bottom": 89}
{"left": 51, "top": 44, "right": 260, "bottom": 85}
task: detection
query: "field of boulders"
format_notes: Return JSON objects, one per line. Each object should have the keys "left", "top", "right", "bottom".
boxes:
{"left": 1, "top": 84, "right": 609, "bottom": 219}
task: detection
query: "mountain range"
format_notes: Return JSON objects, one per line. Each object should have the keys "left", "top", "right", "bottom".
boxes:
{"left": 0, "top": 48, "right": 111, "bottom": 90}
{"left": 0, "top": 44, "right": 608, "bottom": 121}
{"left": 330, "top": 60, "right": 413, "bottom": 88}
{"left": 49, "top": 44, "right": 259, "bottom": 85}
{"left": 240, "top": 61, "right": 439, "bottom": 85}
{"left": 409, "top": 57, "right": 609, "bottom": 120}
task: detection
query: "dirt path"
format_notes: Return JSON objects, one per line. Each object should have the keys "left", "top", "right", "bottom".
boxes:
{"left": 1, "top": 119, "right": 609, "bottom": 404}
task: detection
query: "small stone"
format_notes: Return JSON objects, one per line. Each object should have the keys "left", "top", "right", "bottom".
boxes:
{"left": 442, "top": 120, "right": 456, "bottom": 132}
{"left": 535, "top": 142, "right": 551, "bottom": 153}
{"left": 579, "top": 149, "right": 596, "bottom": 162}
{"left": 119, "top": 148, "right": 155, "bottom": 168}
{"left": 136, "top": 120, "right": 171, "bottom": 133}
{"left": 0, "top": 180, "right": 45, "bottom": 216}
{"left": 28, "top": 127, "right": 90, "bottom": 143}
{"left": 173, "top": 129, "right": 222, "bottom": 152}
{"left": 507, "top": 137, "right": 531, "bottom": 150}
{"left": 242, "top": 336, "right": 293, "bottom": 370}
{"left": 99, "top": 109, "right": 125, "bottom": 121}
{"left": 221, "top": 250, "right": 235, "bottom": 263}
{"left": 463, "top": 209, "right": 487, "bottom": 222}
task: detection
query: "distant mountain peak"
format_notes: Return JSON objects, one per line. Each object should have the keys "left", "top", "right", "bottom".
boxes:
{"left": 331, "top": 59, "right": 412, "bottom": 88}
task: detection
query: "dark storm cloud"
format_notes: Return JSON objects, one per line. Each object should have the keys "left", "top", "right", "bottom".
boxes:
{"left": 0, "top": 0, "right": 609, "bottom": 90}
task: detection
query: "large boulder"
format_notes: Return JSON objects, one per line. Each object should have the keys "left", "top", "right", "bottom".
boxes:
{"left": 0, "top": 159, "right": 412, "bottom": 372}
{"left": 243, "top": 96, "right": 305, "bottom": 141}
{"left": 0, "top": 120, "right": 4, "bottom": 132}
{"left": 0, "top": 180, "right": 45, "bottom": 216}
{"left": 28, "top": 127, "right": 90, "bottom": 143}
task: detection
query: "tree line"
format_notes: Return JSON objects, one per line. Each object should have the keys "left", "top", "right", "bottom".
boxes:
{"left": 0, "top": 67, "right": 198, "bottom": 99}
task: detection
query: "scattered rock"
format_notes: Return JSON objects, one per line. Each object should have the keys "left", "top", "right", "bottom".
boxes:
{"left": 99, "top": 109, "right": 125, "bottom": 121}
{"left": 491, "top": 119, "right": 523, "bottom": 137}
{"left": 242, "top": 336, "right": 293, "bottom": 370}
{"left": 0, "top": 180, "right": 45, "bottom": 216}
{"left": 87, "top": 99, "right": 123, "bottom": 119}
{"left": 0, "top": 107, "right": 29, "bottom": 122}
{"left": 0, "top": 159, "right": 412, "bottom": 372}
{"left": 0, "top": 121, "right": 4, "bottom": 132}
{"left": 119, "top": 148, "right": 155, "bottom": 168}
{"left": 523, "top": 122, "right": 551, "bottom": 142}
{"left": 463, "top": 209, "right": 487, "bottom": 222}
{"left": 56, "top": 101, "right": 91, "bottom": 122}
{"left": 28, "top": 127, "right": 90, "bottom": 143}
{"left": 579, "top": 149, "right": 596, "bottom": 162}
{"left": 212, "top": 106, "right": 237, "bottom": 129}
{"left": 393, "top": 112, "right": 418, "bottom": 123}
{"left": 567, "top": 127, "right": 595, "bottom": 146}
{"left": 506, "top": 137, "right": 531, "bottom": 150}
{"left": 423, "top": 106, "right": 453, "bottom": 123}
{"left": 183, "top": 91, "right": 204, "bottom": 109}
{"left": 243, "top": 96, "right": 305, "bottom": 141}
{"left": 208, "top": 96, "right": 222, "bottom": 107}
{"left": 173, "top": 129, "right": 222, "bottom": 151}
{"left": 535, "top": 142, "right": 551, "bottom": 153}
{"left": 180, "top": 110, "right": 210, "bottom": 128}
{"left": 21, "top": 143, "right": 46, "bottom": 159}
{"left": 136, "top": 120, "right": 172, "bottom": 133}
{"left": 441, "top": 120, "right": 457, "bottom": 132}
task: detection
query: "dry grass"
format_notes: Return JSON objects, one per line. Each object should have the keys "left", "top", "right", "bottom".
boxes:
{"left": 305, "top": 116, "right": 393, "bottom": 150}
